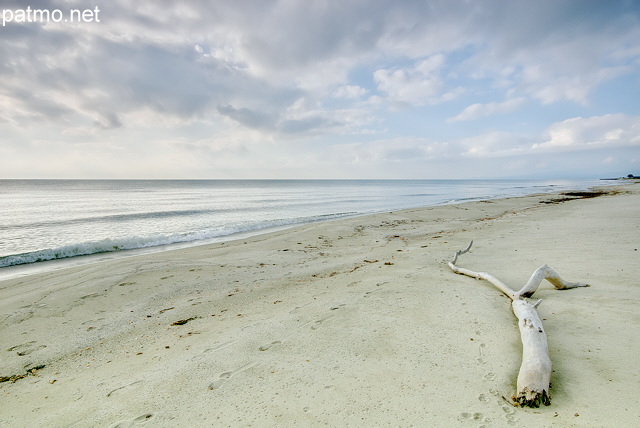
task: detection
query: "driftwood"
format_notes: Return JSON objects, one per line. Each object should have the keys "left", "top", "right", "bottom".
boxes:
{"left": 448, "top": 241, "right": 589, "bottom": 407}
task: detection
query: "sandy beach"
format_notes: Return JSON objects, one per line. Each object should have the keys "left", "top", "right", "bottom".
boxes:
{"left": 1, "top": 183, "right": 639, "bottom": 427}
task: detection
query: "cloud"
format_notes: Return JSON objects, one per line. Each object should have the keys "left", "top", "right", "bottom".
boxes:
{"left": 533, "top": 114, "right": 640, "bottom": 151}
{"left": 333, "top": 85, "right": 368, "bottom": 99}
{"left": 279, "top": 116, "right": 333, "bottom": 134}
{"left": 1, "top": 33, "right": 222, "bottom": 128}
{"left": 373, "top": 55, "right": 451, "bottom": 107}
{"left": 1, "top": 1, "right": 639, "bottom": 178}
{"left": 459, "top": 131, "right": 533, "bottom": 158}
{"left": 522, "top": 65, "right": 633, "bottom": 105}
{"left": 217, "top": 101, "right": 364, "bottom": 135}
{"left": 449, "top": 97, "right": 527, "bottom": 122}
{"left": 217, "top": 105, "right": 277, "bottom": 130}
{"left": 463, "top": 1, "right": 640, "bottom": 105}
{"left": 3, "top": 1, "right": 637, "bottom": 129}
{"left": 456, "top": 114, "right": 640, "bottom": 159}
{"left": 334, "top": 137, "right": 453, "bottom": 164}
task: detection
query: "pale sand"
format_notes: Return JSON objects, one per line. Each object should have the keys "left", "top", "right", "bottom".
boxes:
{"left": 1, "top": 184, "right": 639, "bottom": 427}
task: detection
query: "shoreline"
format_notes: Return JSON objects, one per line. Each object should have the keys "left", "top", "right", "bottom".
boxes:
{"left": 1, "top": 183, "right": 638, "bottom": 426}
{"left": 0, "top": 180, "right": 622, "bottom": 281}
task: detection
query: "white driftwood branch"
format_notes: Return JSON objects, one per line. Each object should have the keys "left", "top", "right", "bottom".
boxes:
{"left": 448, "top": 242, "right": 589, "bottom": 407}
{"left": 448, "top": 241, "right": 518, "bottom": 300}
{"left": 517, "top": 265, "right": 589, "bottom": 298}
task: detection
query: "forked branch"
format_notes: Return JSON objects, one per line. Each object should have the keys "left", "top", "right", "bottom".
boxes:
{"left": 448, "top": 241, "right": 517, "bottom": 300}
{"left": 448, "top": 241, "right": 589, "bottom": 407}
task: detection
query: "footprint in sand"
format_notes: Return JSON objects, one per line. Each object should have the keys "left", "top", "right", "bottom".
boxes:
{"left": 117, "top": 282, "right": 136, "bottom": 287}
{"left": 456, "top": 412, "right": 484, "bottom": 422}
{"left": 80, "top": 292, "right": 103, "bottom": 299}
{"left": 208, "top": 362, "right": 257, "bottom": 390}
{"left": 106, "top": 380, "right": 144, "bottom": 398}
{"left": 190, "top": 341, "right": 237, "bottom": 362}
{"left": 289, "top": 302, "right": 314, "bottom": 314}
{"left": 476, "top": 343, "right": 486, "bottom": 364}
{"left": 311, "top": 315, "right": 333, "bottom": 330}
{"left": 258, "top": 341, "right": 281, "bottom": 351}
{"left": 500, "top": 403, "right": 517, "bottom": 424}
{"left": 203, "top": 340, "right": 236, "bottom": 353}
{"left": 7, "top": 341, "right": 46, "bottom": 356}
{"left": 364, "top": 289, "right": 382, "bottom": 298}
{"left": 109, "top": 413, "right": 154, "bottom": 427}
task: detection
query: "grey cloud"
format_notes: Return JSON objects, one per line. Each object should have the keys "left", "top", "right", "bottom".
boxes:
{"left": 217, "top": 105, "right": 277, "bottom": 130}
{"left": 217, "top": 104, "right": 340, "bottom": 135}
{"left": 94, "top": 112, "right": 122, "bottom": 129}
{"left": 461, "top": 1, "right": 640, "bottom": 103}
{"left": 3, "top": 87, "right": 75, "bottom": 122}
{"left": 240, "top": 1, "right": 386, "bottom": 70}
{"left": 92, "top": 40, "right": 217, "bottom": 115}
{"left": 1, "top": 1, "right": 638, "bottom": 140}
{"left": 278, "top": 116, "right": 333, "bottom": 134}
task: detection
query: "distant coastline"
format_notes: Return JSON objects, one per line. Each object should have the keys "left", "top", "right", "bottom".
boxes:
{"left": 601, "top": 174, "right": 639, "bottom": 180}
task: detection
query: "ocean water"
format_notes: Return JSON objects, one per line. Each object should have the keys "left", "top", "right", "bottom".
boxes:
{"left": 0, "top": 179, "right": 609, "bottom": 274}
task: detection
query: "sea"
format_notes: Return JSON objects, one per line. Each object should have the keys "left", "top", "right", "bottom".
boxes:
{"left": 0, "top": 179, "right": 612, "bottom": 279}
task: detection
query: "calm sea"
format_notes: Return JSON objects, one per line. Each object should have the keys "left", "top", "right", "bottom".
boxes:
{"left": 0, "top": 179, "right": 609, "bottom": 277}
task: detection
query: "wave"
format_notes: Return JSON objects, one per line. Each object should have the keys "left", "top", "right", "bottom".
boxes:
{"left": 0, "top": 208, "right": 217, "bottom": 231}
{"left": 0, "top": 211, "right": 357, "bottom": 268}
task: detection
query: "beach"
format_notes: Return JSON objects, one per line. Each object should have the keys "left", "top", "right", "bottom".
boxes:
{"left": 1, "top": 183, "right": 638, "bottom": 427}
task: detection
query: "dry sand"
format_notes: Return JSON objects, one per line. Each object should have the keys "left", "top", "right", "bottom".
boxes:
{"left": 1, "top": 183, "right": 639, "bottom": 427}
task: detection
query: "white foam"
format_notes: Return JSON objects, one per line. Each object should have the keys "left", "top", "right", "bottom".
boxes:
{"left": 0, "top": 211, "right": 356, "bottom": 268}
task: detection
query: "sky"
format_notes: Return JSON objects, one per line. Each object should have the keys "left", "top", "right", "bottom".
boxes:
{"left": 1, "top": 0, "right": 639, "bottom": 179}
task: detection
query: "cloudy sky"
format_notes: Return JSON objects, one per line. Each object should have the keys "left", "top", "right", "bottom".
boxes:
{"left": 1, "top": 0, "right": 639, "bottom": 179}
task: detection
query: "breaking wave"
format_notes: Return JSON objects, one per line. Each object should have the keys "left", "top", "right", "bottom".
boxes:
{"left": 0, "top": 211, "right": 356, "bottom": 268}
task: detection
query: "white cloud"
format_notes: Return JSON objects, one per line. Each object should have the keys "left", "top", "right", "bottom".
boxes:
{"left": 533, "top": 114, "right": 640, "bottom": 151}
{"left": 458, "top": 131, "right": 533, "bottom": 158}
{"left": 449, "top": 97, "right": 527, "bottom": 122}
{"left": 524, "top": 65, "right": 633, "bottom": 105}
{"left": 373, "top": 55, "right": 449, "bottom": 107}
{"left": 452, "top": 114, "right": 640, "bottom": 162}
{"left": 333, "top": 137, "right": 453, "bottom": 165}
{"left": 473, "top": 14, "right": 640, "bottom": 105}
{"left": 333, "top": 85, "right": 368, "bottom": 99}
